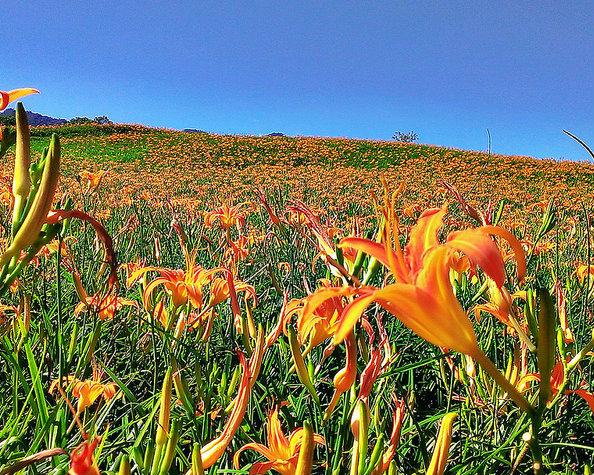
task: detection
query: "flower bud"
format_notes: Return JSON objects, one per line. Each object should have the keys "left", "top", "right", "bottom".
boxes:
{"left": 12, "top": 103, "right": 31, "bottom": 231}
{"left": 117, "top": 455, "right": 131, "bottom": 475}
{"left": 295, "top": 420, "right": 314, "bottom": 475}
{"left": 427, "top": 413, "right": 457, "bottom": 475}
{"left": 156, "top": 368, "right": 173, "bottom": 447}
{"left": 0, "top": 134, "right": 60, "bottom": 269}
{"left": 288, "top": 326, "right": 319, "bottom": 404}
{"left": 537, "top": 288, "right": 555, "bottom": 406}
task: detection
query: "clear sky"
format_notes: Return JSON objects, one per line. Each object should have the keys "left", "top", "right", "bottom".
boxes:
{"left": 3, "top": 1, "right": 593, "bottom": 161}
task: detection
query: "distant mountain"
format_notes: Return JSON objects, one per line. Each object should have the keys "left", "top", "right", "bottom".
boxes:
{"left": 0, "top": 108, "right": 67, "bottom": 127}
{"left": 182, "top": 128, "right": 207, "bottom": 134}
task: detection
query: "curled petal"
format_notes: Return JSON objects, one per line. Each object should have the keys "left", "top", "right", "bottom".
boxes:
{"left": 0, "top": 88, "right": 39, "bottom": 110}
{"left": 445, "top": 229, "right": 507, "bottom": 287}
{"left": 339, "top": 237, "right": 408, "bottom": 282}
{"left": 479, "top": 225, "right": 526, "bottom": 282}
{"left": 233, "top": 443, "right": 276, "bottom": 469}
{"left": 405, "top": 206, "right": 447, "bottom": 277}
{"left": 333, "top": 292, "right": 376, "bottom": 345}
{"left": 566, "top": 389, "right": 594, "bottom": 413}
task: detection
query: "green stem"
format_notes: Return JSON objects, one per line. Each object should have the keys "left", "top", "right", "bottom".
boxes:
{"left": 472, "top": 348, "right": 542, "bottom": 473}
{"left": 472, "top": 348, "right": 533, "bottom": 416}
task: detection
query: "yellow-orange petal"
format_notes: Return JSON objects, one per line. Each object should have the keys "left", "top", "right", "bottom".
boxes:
{"left": 0, "top": 88, "right": 39, "bottom": 111}
{"left": 445, "top": 229, "right": 507, "bottom": 287}
{"left": 405, "top": 206, "right": 447, "bottom": 277}
{"left": 333, "top": 292, "right": 377, "bottom": 345}
{"left": 479, "top": 225, "right": 526, "bottom": 282}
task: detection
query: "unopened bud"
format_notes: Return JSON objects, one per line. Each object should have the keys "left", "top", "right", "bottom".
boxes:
{"left": 156, "top": 368, "right": 173, "bottom": 447}
{"left": 12, "top": 103, "right": 31, "bottom": 231}
{"left": 117, "top": 455, "right": 131, "bottom": 475}
{"left": 295, "top": 420, "right": 314, "bottom": 475}
{"left": 288, "top": 326, "right": 319, "bottom": 404}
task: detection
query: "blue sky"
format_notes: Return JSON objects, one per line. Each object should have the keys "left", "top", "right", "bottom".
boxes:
{"left": 3, "top": 1, "right": 593, "bottom": 160}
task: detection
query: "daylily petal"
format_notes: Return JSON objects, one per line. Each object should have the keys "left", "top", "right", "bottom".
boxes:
{"left": 566, "top": 389, "right": 594, "bottom": 413}
{"left": 233, "top": 443, "right": 277, "bottom": 468}
{"left": 267, "top": 409, "right": 291, "bottom": 459}
{"left": 446, "top": 229, "right": 507, "bottom": 287}
{"left": 478, "top": 225, "right": 526, "bottom": 282}
{"left": 339, "top": 237, "right": 408, "bottom": 282}
{"left": 375, "top": 284, "right": 478, "bottom": 355}
{"left": 0, "top": 88, "right": 39, "bottom": 111}
{"left": 333, "top": 292, "right": 377, "bottom": 345}
{"left": 405, "top": 206, "right": 447, "bottom": 278}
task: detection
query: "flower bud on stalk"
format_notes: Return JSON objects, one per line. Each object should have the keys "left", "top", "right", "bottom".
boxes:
{"left": 426, "top": 413, "right": 457, "bottom": 475}
{"left": 12, "top": 103, "right": 31, "bottom": 233}
{"left": 0, "top": 134, "right": 60, "bottom": 270}
{"left": 537, "top": 288, "right": 555, "bottom": 406}
{"left": 157, "top": 369, "right": 173, "bottom": 446}
{"left": 117, "top": 455, "right": 131, "bottom": 475}
{"left": 151, "top": 368, "right": 173, "bottom": 475}
{"left": 288, "top": 326, "right": 319, "bottom": 404}
{"left": 158, "top": 418, "right": 182, "bottom": 475}
{"left": 172, "top": 358, "right": 194, "bottom": 415}
{"left": 365, "top": 434, "right": 385, "bottom": 475}
{"left": 351, "top": 399, "right": 370, "bottom": 474}
{"left": 295, "top": 420, "right": 315, "bottom": 475}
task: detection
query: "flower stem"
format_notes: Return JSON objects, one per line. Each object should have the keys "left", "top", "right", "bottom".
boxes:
{"left": 472, "top": 348, "right": 533, "bottom": 416}
{"left": 472, "top": 348, "right": 544, "bottom": 473}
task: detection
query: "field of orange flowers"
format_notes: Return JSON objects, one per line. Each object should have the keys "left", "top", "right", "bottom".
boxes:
{"left": 0, "top": 94, "right": 593, "bottom": 475}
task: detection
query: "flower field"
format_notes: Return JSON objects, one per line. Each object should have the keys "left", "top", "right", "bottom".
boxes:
{"left": 0, "top": 96, "right": 593, "bottom": 475}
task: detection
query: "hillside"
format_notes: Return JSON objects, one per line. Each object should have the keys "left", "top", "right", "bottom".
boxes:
{"left": 2, "top": 123, "right": 594, "bottom": 219}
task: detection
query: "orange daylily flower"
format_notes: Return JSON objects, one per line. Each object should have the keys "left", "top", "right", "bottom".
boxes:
{"left": 206, "top": 275, "right": 257, "bottom": 310}
{"left": 224, "top": 235, "right": 252, "bottom": 263}
{"left": 573, "top": 263, "right": 594, "bottom": 287}
{"left": 69, "top": 437, "right": 100, "bottom": 475}
{"left": 472, "top": 282, "right": 527, "bottom": 326}
{"left": 203, "top": 201, "right": 253, "bottom": 230}
{"left": 132, "top": 260, "right": 221, "bottom": 310}
{"left": 233, "top": 407, "right": 325, "bottom": 475}
{"left": 292, "top": 279, "right": 348, "bottom": 348}
{"left": 332, "top": 202, "right": 525, "bottom": 355}
{"left": 521, "top": 359, "right": 594, "bottom": 414}
{"left": 74, "top": 294, "right": 138, "bottom": 321}
{"left": 0, "top": 88, "right": 39, "bottom": 110}
{"left": 79, "top": 170, "right": 108, "bottom": 193}
{"left": 50, "top": 364, "right": 119, "bottom": 416}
